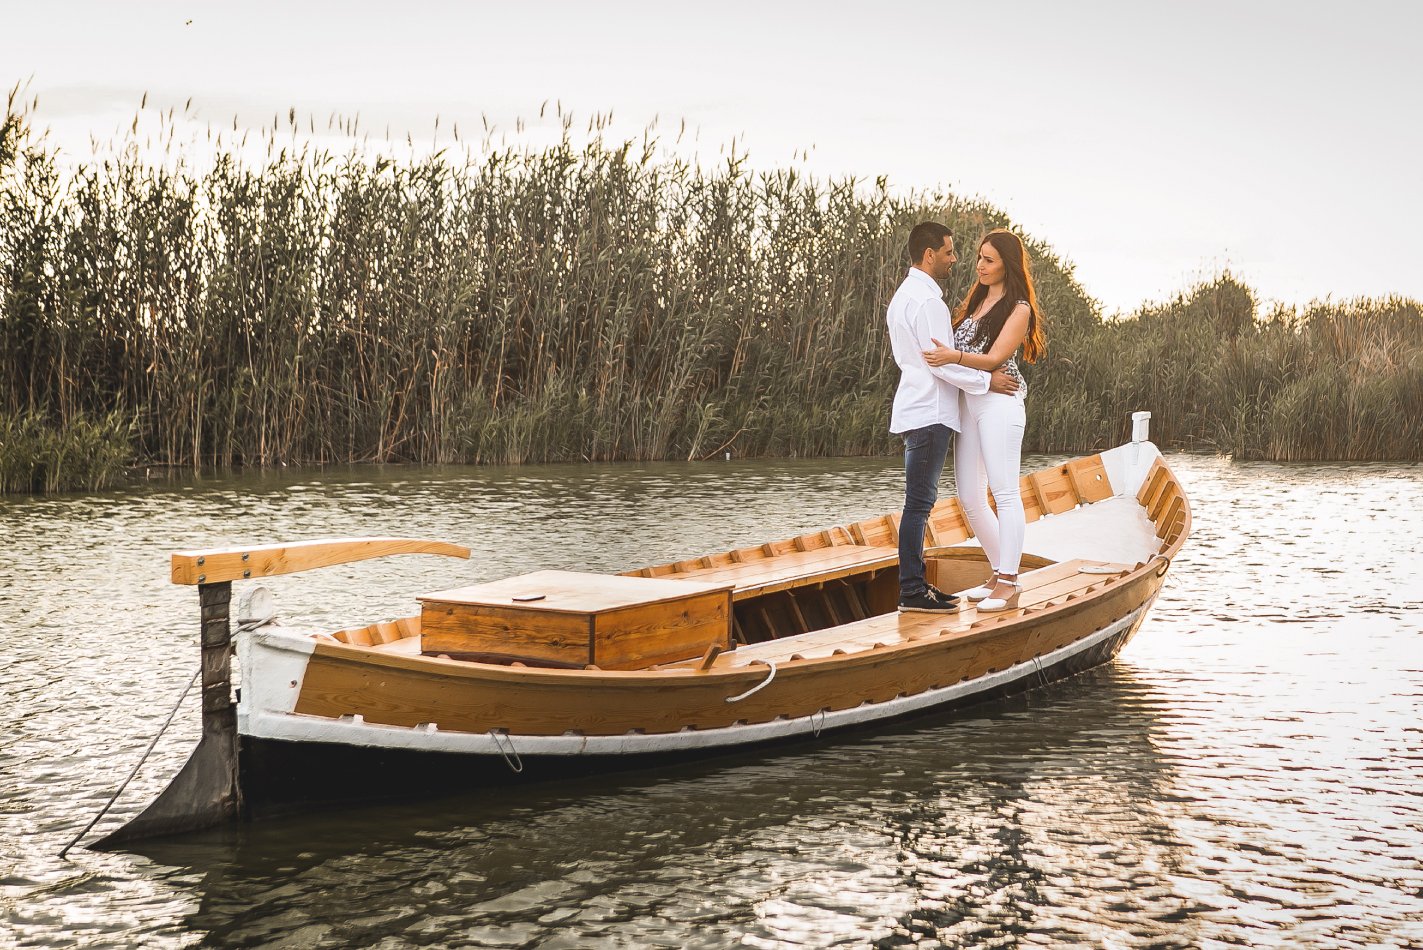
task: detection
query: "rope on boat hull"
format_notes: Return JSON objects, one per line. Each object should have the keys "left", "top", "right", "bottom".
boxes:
{"left": 490, "top": 730, "right": 524, "bottom": 773}
{"left": 725, "top": 661, "right": 777, "bottom": 703}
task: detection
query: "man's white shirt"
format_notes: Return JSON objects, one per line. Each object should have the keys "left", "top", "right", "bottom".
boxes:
{"left": 886, "top": 267, "right": 990, "bottom": 434}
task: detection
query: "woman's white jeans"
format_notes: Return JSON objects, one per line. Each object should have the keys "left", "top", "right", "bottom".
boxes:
{"left": 956, "top": 389, "right": 1027, "bottom": 575}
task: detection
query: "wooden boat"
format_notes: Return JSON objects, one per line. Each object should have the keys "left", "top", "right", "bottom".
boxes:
{"left": 94, "top": 412, "right": 1189, "bottom": 847}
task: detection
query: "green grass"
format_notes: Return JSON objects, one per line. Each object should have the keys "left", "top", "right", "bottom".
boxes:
{"left": 0, "top": 410, "right": 131, "bottom": 493}
{"left": 1, "top": 92, "right": 1419, "bottom": 493}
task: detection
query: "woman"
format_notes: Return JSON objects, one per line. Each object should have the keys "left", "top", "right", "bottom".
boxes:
{"left": 923, "top": 228, "right": 1046, "bottom": 611}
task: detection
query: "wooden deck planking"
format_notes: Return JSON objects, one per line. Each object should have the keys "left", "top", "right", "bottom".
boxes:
{"left": 658, "top": 559, "right": 1131, "bottom": 669}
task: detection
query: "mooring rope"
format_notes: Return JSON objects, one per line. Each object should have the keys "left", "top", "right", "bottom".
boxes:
{"left": 58, "top": 666, "right": 202, "bottom": 859}
{"left": 725, "top": 661, "right": 777, "bottom": 703}
{"left": 1033, "top": 654, "right": 1049, "bottom": 690}
{"left": 489, "top": 730, "right": 524, "bottom": 773}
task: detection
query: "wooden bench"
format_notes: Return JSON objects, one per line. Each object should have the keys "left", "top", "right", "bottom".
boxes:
{"left": 655, "top": 558, "right": 1132, "bottom": 669}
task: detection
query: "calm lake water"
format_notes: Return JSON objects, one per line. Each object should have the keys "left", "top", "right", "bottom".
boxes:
{"left": 2, "top": 453, "right": 1421, "bottom": 948}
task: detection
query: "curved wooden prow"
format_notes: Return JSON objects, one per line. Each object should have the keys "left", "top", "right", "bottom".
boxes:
{"left": 170, "top": 537, "right": 471, "bottom": 585}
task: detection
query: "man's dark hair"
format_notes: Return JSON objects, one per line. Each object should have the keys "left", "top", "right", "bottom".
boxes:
{"left": 907, "top": 222, "right": 953, "bottom": 265}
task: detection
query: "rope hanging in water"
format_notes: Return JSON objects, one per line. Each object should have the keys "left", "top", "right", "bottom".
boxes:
{"left": 58, "top": 667, "right": 202, "bottom": 859}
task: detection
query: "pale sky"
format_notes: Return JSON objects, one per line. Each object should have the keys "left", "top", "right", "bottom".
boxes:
{"left": 6, "top": 0, "right": 1421, "bottom": 314}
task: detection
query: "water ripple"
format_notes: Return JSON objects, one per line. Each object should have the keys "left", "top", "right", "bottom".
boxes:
{"left": 1, "top": 454, "right": 1421, "bottom": 947}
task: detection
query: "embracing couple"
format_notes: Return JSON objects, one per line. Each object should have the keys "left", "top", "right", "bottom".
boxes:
{"left": 887, "top": 222, "right": 1047, "bottom": 614}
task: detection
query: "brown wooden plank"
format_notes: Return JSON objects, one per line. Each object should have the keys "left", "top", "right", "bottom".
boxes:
{"left": 783, "top": 590, "right": 812, "bottom": 635}
{"left": 593, "top": 591, "right": 732, "bottom": 670}
{"left": 754, "top": 605, "right": 776, "bottom": 641}
{"left": 842, "top": 582, "right": 870, "bottom": 621}
{"left": 1066, "top": 455, "right": 1114, "bottom": 503}
{"left": 1015, "top": 474, "right": 1046, "bottom": 523}
{"left": 697, "top": 643, "right": 725, "bottom": 670}
{"left": 1156, "top": 495, "right": 1185, "bottom": 532}
{"left": 420, "top": 601, "right": 591, "bottom": 666}
{"left": 853, "top": 514, "right": 899, "bottom": 547}
{"left": 1141, "top": 474, "right": 1170, "bottom": 519}
{"left": 1149, "top": 480, "right": 1180, "bottom": 523}
{"left": 664, "top": 545, "right": 899, "bottom": 600}
{"left": 338, "top": 626, "right": 373, "bottom": 646}
{"left": 420, "top": 571, "right": 729, "bottom": 615}
{"left": 1033, "top": 466, "right": 1078, "bottom": 515}
{"left": 1136, "top": 458, "right": 1167, "bottom": 505}
{"left": 171, "top": 536, "right": 470, "bottom": 586}
{"left": 928, "top": 498, "right": 974, "bottom": 542}
{"left": 731, "top": 613, "right": 747, "bottom": 645}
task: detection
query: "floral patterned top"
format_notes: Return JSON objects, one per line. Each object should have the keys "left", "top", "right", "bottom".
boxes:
{"left": 954, "top": 299, "right": 1028, "bottom": 398}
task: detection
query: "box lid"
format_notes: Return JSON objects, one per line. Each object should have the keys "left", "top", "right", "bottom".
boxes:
{"left": 418, "top": 569, "right": 732, "bottom": 615}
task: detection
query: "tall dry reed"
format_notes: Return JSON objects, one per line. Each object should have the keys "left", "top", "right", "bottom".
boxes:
{"left": 2, "top": 93, "right": 1419, "bottom": 494}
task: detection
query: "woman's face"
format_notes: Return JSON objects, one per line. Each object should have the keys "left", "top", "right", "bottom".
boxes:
{"left": 976, "top": 242, "right": 1006, "bottom": 288}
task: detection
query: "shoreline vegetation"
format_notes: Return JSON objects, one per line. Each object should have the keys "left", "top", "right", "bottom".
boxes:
{"left": 2, "top": 97, "right": 1420, "bottom": 493}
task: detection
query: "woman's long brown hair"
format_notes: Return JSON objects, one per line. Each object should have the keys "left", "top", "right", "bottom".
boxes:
{"left": 953, "top": 229, "right": 1046, "bottom": 363}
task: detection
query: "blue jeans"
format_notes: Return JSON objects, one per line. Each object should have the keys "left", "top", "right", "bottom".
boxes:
{"left": 899, "top": 423, "right": 953, "bottom": 597}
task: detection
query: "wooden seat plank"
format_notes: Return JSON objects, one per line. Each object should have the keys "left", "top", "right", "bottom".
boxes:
{"left": 661, "top": 545, "right": 899, "bottom": 601}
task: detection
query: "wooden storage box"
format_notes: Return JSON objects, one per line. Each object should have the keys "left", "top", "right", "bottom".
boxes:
{"left": 418, "top": 570, "right": 733, "bottom": 670}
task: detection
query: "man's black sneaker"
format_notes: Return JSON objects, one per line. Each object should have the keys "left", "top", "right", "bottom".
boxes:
{"left": 927, "top": 584, "right": 960, "bottom": 607}
{"left": 898, "top": 589, "right": 958, "bottom": 613}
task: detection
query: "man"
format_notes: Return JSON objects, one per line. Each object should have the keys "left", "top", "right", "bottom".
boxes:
{"left": 887, "top": 222, "right": 1020, "bottom": 612}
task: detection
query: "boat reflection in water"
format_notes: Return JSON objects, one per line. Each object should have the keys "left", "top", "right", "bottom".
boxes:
{"left": 131, "top": 666, "right": 1191, "bottom": 947}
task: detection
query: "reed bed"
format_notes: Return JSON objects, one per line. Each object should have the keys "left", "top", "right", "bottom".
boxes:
{"left": 1029, "top": 277, "right": 1423, "bottom": 461}
{"left": 2, "top": 95, "right": 1419, "bottom": 493}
